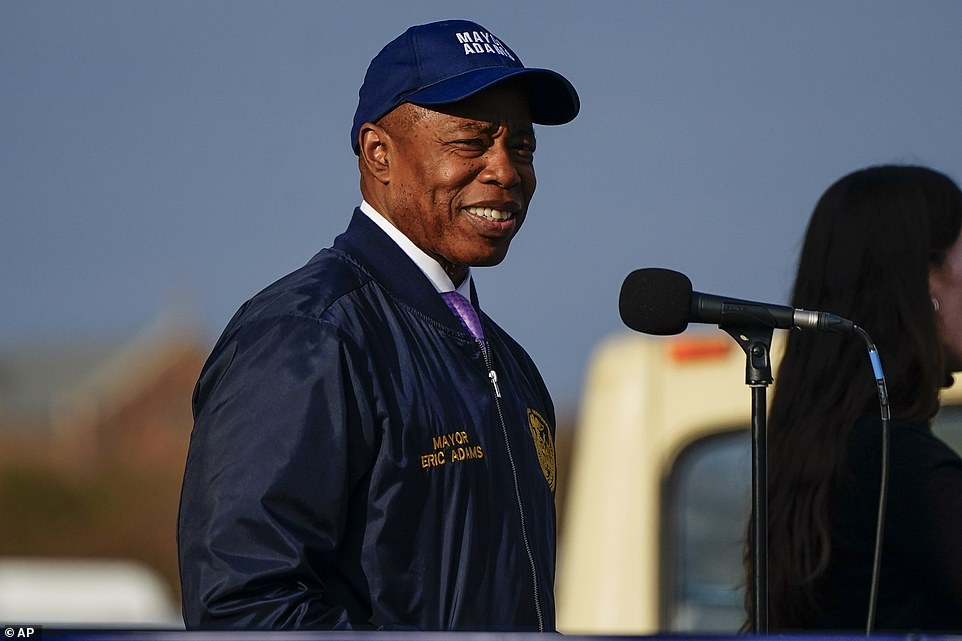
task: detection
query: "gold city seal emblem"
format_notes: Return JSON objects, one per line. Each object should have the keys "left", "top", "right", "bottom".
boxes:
{"left": 527, "top": 408, "right": 556, "bottom": 492}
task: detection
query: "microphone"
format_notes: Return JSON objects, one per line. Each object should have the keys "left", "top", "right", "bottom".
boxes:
{"left": 619, "top": 268, "right": 854, "bottom": 335}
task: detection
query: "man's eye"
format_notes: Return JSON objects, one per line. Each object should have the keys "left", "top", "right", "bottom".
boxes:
{"left": 516, "top": 143, "right": 536, "bottom": 158}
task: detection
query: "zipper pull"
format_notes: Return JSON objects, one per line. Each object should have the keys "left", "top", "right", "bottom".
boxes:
{"left": 488, "top": 369, "right": 502, "bottom": 398}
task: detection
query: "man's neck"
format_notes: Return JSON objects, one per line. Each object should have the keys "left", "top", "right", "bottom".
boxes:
{"left": 359, "top": 200, "right": 472, "bottom": 295}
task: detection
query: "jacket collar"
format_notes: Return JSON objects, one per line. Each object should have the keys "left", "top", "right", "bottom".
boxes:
{"left": 334, "top": 209, "right": 481, "bottom": 334}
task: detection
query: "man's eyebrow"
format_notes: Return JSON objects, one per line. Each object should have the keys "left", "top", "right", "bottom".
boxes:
{"left": 442, "top": 121, "right": 536, "bottom": 139}
{"left": 443, "top": 121, "right": 498, "bottom": 135}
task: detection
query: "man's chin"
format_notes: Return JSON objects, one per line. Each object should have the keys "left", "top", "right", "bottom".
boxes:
{"left": 470, "top": 254, "right": 509, "bottom": 268}
{"left": 465, "top": 244, "right": 512, "bottom": 268}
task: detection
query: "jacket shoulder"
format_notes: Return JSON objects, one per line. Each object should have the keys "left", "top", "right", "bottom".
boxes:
{"left": 229, "top": 248, "right": 372, "bottom": 328}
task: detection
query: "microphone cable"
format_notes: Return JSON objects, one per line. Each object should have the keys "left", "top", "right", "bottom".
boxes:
{"left": 853, "top": 325, "right": 890, "bottom": 636}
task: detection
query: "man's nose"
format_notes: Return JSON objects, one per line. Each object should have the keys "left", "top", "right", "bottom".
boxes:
{"left": 480, "top": 144, "right": 522, "bottom": 189}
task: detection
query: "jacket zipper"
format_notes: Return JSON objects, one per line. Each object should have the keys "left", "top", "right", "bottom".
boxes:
{"left": 480, "top": 338, "right": 544, "bottom": 632}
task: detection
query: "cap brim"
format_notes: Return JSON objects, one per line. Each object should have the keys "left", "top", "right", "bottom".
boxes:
{"left": 405, "top": 66, "right": 579, "bottom": 125}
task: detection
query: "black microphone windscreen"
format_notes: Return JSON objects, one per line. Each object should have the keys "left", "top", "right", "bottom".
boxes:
{"left": 619, "top": 268, "right": 694, "bottom": 335}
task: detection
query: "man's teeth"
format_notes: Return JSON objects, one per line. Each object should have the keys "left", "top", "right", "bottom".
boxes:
{"left": 466, "top": 207, "right": 512, "bottom": 221}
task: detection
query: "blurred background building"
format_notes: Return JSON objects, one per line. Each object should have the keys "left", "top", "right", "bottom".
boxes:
{"left": 0, "top": 320, "right": 206, "bottom": 624}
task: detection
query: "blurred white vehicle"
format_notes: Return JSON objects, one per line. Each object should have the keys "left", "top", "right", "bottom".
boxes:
{"left": 0, "top": 558, "right": 181, "bottom": 627}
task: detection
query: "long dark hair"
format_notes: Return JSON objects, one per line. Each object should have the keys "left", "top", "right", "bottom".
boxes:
{"left": 745, "top": 165, "right": 962, "bottom": 629}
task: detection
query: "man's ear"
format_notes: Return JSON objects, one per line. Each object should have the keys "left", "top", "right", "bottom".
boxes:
{"left": 358, "top": 123, "right": 393, "bottom": 185}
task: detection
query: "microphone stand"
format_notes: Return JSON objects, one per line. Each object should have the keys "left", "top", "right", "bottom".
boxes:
{"left": 720, "top": 319, "right": 774, "bottom": 635}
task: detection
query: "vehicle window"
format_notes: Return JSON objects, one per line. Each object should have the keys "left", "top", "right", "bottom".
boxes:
{"left": 663, "top": 429, "right": 750, "bottom": 632}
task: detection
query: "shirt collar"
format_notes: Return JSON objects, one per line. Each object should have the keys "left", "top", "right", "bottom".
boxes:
{"left": 360, "top": 200, "right": 473, "bottom": 298}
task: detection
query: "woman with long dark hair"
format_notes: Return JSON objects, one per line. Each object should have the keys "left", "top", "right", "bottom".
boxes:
{"left": 747, "top": 165, "right": 962, "bottom": 631}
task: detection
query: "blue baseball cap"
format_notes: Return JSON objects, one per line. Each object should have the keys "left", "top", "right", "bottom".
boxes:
{"left": 351, "top": 19, "right": 580, "bottom": 154}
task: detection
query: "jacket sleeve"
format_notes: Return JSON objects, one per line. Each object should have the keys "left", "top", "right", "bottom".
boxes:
{"left": 178, "top": 314, "right": 377, "bottom": 629}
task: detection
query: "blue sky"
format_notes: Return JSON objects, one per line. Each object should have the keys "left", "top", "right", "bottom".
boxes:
{"left": 3, "top": 1, "right": 961, "bottom": 410}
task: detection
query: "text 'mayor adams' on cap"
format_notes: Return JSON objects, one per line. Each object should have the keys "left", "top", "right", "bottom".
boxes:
{"left": 351, "top": 19, "right": 580, "bottom": 154}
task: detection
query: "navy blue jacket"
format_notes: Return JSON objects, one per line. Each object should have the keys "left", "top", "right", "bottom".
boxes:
{"left": 178, "top": 210, "right": 558, "bottom": 631}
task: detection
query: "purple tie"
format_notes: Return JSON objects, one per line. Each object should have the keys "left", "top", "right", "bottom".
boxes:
{"left": 441, "top": 291, "right": 485, "bottom": 343}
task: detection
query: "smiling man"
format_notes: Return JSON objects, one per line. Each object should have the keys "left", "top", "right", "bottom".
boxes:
{"left": 178, "top": 19, "right": 578, "bottom": 631}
